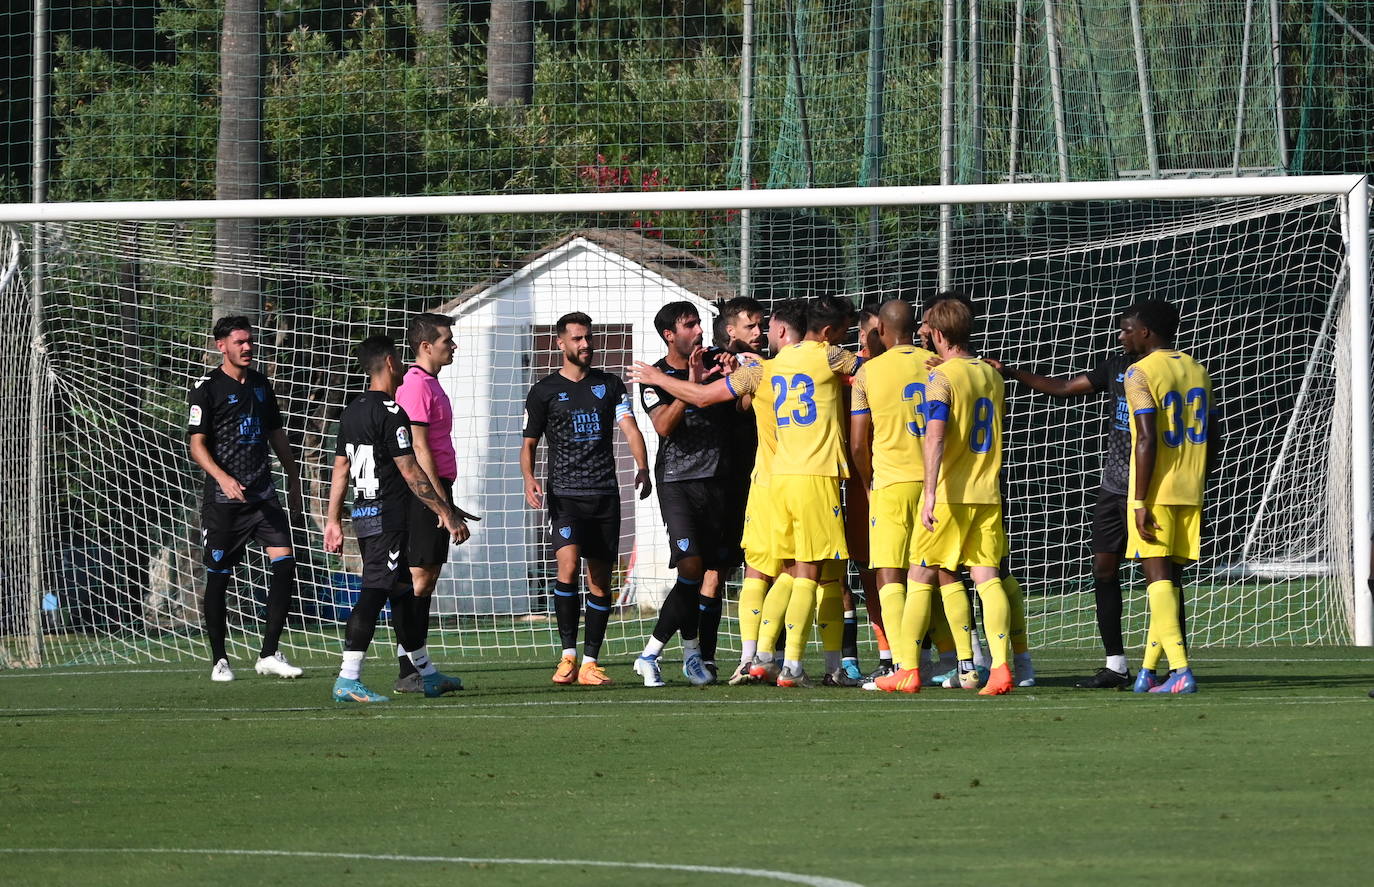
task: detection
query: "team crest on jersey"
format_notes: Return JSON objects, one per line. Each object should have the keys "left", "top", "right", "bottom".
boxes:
{"left": 189, "top": 405, "right": 203, "bottom": 426}
{"left": 643, "top": 387, "right": 660, "bottom": 408}
{"left": 676, "top": 538, "right": 690, "bottom": 552}
{"left": 559, "top": 526, "right": 572, "bottom": 539}
{"left": 832, "top": 506, "right": 841, "bottom": 517}
{"left": 592, "top": 384, "right": 606, "bottom": 399}
{"left": 396, "top": 427, "right": 410, "bottom": 449}
{"left": 254, "top": 387, "right": 266, "bottom": 402}
{"left": 211, "top": 549, "right": 224, "bottom": 562}
{"left": 557, "top": 392, "right": 569, "bottom": 402}
{"left": 227, "top": 394, "right": 239, "bottom": 405}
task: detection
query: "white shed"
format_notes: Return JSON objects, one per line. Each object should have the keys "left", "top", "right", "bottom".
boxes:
{"left": 431, "top": 229, "right": 737, "bottom": 615}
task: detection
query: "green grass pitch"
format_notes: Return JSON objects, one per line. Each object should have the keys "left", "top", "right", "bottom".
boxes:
{"left": 2, "top": 647, "right": 1371, "bottom": 886}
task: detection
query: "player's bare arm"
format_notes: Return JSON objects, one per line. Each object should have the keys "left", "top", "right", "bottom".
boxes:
{"left": 323, "top": 454, "right": 351, "bottom": 553}
{"left": 848, "top": 410, "right": 875, "bottom": 497}
{"left": 618, "top": 414, "right": 653, "bottom": 500}
{"left": 1131, "top": 411, "right": 1161, "bottom": 543}
{"left": 647, "top": 391, "right": 690, "bottom": 438}
{"left": 519, "top": 437, "right": 543, "bottom": 509}
{"left": 189, "top": 433, "right": 246, "bottom": 502}
{"left": 921, "top": 416, "right": 947, "bottom": 531}
{"left": 626, "top": 361, "right": 735, "bottom": 408}
{"left": 986, "top": 359, "right": 1095, "bottom": 399}
{"left": 397, "top": 452, "right": 467, "bottom": 543}
{"left": 267, "top": 427, "right": 304, "bottom": 521}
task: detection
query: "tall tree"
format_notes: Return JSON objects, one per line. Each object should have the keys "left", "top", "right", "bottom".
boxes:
{"left": 213, "top": 0, "right": 262, "bottom": 320}
{"left": 487, "top": 0, "right": 533, "bottom": 106}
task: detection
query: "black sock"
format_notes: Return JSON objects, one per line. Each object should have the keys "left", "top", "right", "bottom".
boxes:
{"left": 258, "top": 557, "right": 294, "bottom": 659}
{"left": 553, "top": 580, "right": 580, "bottom": 651}
{"left": 344, "top": 587, "right": 391, "bottom": 653}
{"left": 583, "top": 593, "right": 612, "bottom": 660}
{"left": 697, "top": 593, "right": 723, "bottom": 662}
{"left": 398, "top": 593, "right": 433, "bottom": 677}
{"left": 203, "top": 571, "right": 232, "bottom": 662}
{"left": 1093, "top": 575, "right": 1125, "bottom": 658}
{"left": 651, "top": 581, "right": 694, "bottom": 644}
{"left": 841, "top": 610, "right": 859, "bottom": 661}
{"left": 389, "top": 587, "right": 419, "bottom": 653}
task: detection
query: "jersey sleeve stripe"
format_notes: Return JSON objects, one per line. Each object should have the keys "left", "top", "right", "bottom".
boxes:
{"left": 927, "top": 401, "right": 951, "bottom": 422}
{"left": 850, "top": 408, "right": 871, "bottom": 415}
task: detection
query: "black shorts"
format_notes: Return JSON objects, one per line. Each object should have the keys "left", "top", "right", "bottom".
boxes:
{"left": 717, "top": 472, "right": 750, "bottom": 573}
{"left": 358, "top": 531, "right": 412, "bottom": 592}
{"left": 658, "top": 479, "right": 732, "bottom": 570}
{"left": 548, "top": 492, "right": 620, "bottom": 563}
{"left": 201, "top": 498, "right": 292, "bottom": 570}
{"left": 1090, "top": 488, "right": 1128, "bottom": 556}
{"left": 407, "top": 477, "right": 454, "bottom": 567}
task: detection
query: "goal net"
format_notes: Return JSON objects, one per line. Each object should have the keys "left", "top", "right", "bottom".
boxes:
{"left": 0, "top": 178, "right": 1367, "bottom": 667}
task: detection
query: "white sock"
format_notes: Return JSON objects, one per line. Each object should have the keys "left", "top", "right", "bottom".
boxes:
{"left": 562, "top": 647, "right": 576, "bottom": 659}
{"left": 396, "top": 643, "right": 406, "bottom": 659}
{"left": 824, "top": 650, "right": 841, "bottom": 671}
{"left": 682, "top": 638, "right": 701, "bottom": 654}
{"left": 878, "top": 649, "right": 893, "bottom": 662}
{"left": 339, "top": 650, "right": 364, "bottom": 681}
{"left": 741, "top": 640, "right": 758, "bottom": 662}
{"left": 783, "top": 658, "right": 803, "bottom": 673}
{"left": 581, "top": 655, "right": 597, "bottom": 666}
{"left": 1106, "top": 654, "right": 1129, "bottom": 674}
{"left": 756, "top": 650, "right": 775, "bottom": 663}
{"left": 971, "top": 632, "right": 991, "bottom": 668}
{"left": 641, "top": 638, "right": 665, "bottom": 659}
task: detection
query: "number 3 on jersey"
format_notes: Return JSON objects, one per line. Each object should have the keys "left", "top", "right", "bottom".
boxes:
{"left": 345, "top": 443, "right": 380, "bottom": 498}
{"left": 771, "top": 373, "right": 817, "bottom": 427}
{"left": 1160, "top": 387, "right": 1208, "bottom": 447}
{"left": 902, "top": 381, "right": 927, "bottom": 437}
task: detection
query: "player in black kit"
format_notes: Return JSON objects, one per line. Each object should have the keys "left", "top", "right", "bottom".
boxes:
{"left": 988, "top": 310, "right": 1183, "bottom": 688}
{"left": 521, "top": 312, "right": 652, "bottom": 687}
{"left": 187, "top": 316, "right": 304, "bottom": 682}
{"left": 324, "top": 336, "right": 469, "bottom": 703}
{"left": 631, "top": 302, "right": 736, "bottom": 687}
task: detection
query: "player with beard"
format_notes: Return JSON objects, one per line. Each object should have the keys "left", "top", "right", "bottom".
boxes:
{"left": 521, "top": 312, "right": 652, "bottom": 686}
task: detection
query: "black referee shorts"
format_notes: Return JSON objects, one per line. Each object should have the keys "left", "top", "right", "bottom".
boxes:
{"left": 1090, "top": 488, "right": 1129, "bottom": 556}
{"left": 358, "top": 530, "right": 412, "bottom": 592}
{"left": 658, "top": 478, "right": 732, "bottom": 570}
{"left": 201, "top": 498, "right": 292, "bottom": 570}
{"left": 547, "top": 492, "right": 620, "bottom": 563}
{"left": 407, "top": 477, "right": 455, "bottom": 568}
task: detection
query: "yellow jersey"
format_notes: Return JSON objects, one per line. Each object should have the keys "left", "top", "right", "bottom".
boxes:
{"left": 851, "top": 344, "right": 937, "bottom": 488}
{"left": 1124, "top": 349, "right": 1214, "bottom": 506}
{"left": 764, "top": 341, "right": 860, "bottom": 478}
{"left": 724, "top": 360, "right": 777, "bottom": 484}
{"left": 924, "top": 357, "right": 1004, "bottom": 505}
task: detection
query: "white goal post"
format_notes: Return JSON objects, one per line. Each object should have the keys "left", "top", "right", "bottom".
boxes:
{"left": 0, "top": 174, "right": 1368, "bottom": 668}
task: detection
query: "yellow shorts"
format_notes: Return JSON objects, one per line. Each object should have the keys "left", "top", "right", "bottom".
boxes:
{"left": 914, "top": 503, "right": 1005, "bottom": 571}
{"left": 770, "top": 474, "right": 849, "bottom": 564}
{"left": 1127, "top": 503, "right": 1201, "bottom": 563}
{"left": 868, "top": 481, "right": 923, "bottom": 570}
{"left": 742, "top": 479, "right": 784, "bottom": 577}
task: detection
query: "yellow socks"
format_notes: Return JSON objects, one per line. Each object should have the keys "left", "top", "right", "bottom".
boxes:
{"left": 1004, "top": 574, "right": 1029, "bottom": 655}
{"left": 815, "top": 580, "right": 844, "bottom": 653}
{"left": 974, "top": 577, "right": 1011, "bottom": 669}
{"left": 739, "top": 577, "right": 768, "bottom": 645}
{"left": 939, "top": 582, "right": 974, "bottom": 661}
{"left": 756, "top": 573, "right": 794, "bottom": 655}
{"left": 877, "top": 582, "right": 907, "bottom": 667}
{"left": 1146, "top": 579, "right": 1188, "bottom": 670}
{"left": 900, "top": 581, "right": 934, "bottom": 672}
{"left": 783, "top": 577, "right": 819, "bottom": 662}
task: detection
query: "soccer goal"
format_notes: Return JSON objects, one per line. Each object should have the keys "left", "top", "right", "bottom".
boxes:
{"left": 0, "top": 175, "right": 1368, "bottom": 668}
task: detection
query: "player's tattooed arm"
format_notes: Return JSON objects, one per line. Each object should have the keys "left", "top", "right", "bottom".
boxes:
{"left": 396, "top": 453, "right": 469, "bottom": 544}
{"left": 323, "top": 455, "right": 350, "bottom": 553}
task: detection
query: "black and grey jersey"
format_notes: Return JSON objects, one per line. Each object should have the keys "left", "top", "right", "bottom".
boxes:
{"left": 334, "top": 391, "right": 416, "bottom": 538}
{"left": 523, "top": 369, "right": 631, "bottom": 497}
{"left": 187, "top": 367, "right": 284, "bottom": 505}
{"left": 1084, "top": 353, "right": 1134, "bottom": 495}
{"left": 639, "top": 359, "right": 730, "bottom": 483}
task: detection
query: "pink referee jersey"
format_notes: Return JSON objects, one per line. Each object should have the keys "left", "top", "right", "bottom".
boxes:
{"left": 396, "top": 365, "right": 457, "bottom": 481}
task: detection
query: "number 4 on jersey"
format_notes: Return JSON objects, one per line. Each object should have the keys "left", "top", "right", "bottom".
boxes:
{"left": 345, "top": 443, "right": 380, "bottom": 498}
